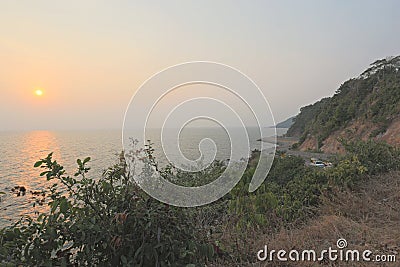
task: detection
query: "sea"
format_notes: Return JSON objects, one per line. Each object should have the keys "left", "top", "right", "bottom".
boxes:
{"left": 0, "top": 127, "right": 287, "bottom": 227}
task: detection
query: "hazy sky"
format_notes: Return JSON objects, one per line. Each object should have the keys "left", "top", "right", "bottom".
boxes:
{"left": 1, "top": 0, "right": 399, "bottom": 131}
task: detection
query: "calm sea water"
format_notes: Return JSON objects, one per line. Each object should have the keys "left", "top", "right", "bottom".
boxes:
{"left": 0, "top": 127, "right": 286, "bottom": 226}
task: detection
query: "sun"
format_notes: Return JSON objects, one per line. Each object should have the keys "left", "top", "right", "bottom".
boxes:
{"left": 34, "top": 89, "right": 43, "bottom": 96}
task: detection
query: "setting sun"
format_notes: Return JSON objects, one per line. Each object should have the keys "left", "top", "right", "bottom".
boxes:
{"left": 34, "top": 89, "right": 43, "bottom": 96}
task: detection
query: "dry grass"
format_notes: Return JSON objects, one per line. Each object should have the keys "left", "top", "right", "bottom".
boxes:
{"left": 211, "top": 171, "right": 400, "bottom": 266}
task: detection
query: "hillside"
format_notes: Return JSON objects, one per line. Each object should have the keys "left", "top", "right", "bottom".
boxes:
{"left": 275, "top": 116, "right": 295, "bottom": 128}
{"left": 287, "top": 56, "right": 400, "bottom": 153}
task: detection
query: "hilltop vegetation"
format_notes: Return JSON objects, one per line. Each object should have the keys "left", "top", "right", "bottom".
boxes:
{"left": 287, "top": 56, "right": 400, "bottom": 152}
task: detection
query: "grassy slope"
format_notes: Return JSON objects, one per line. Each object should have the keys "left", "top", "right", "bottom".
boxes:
{"left": 212, "top": 171, "right": 400, "bottom": 266}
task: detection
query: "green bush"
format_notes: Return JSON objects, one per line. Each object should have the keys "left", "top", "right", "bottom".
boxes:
{"left": 340, "top": 139, "right": 400, "bottom": 174}
{"left": 229, "top": 154, "right": 323, "bottom": 229}
{"left": 326, "top": 155, "right": 367, "bottom": 188}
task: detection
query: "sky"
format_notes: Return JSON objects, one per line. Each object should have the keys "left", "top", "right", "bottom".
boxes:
{"left": 1, "top": 0, "right": 399, "bottom": 131}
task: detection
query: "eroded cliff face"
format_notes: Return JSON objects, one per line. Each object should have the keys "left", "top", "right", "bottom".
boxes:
{"left": 381, "top": 117, "right": 400, "bottom": 147}
{"left": 299, "top": 118, "right": 400, "bottom": 154}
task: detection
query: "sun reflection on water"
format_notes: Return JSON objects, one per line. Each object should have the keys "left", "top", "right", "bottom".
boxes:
{"left": 1, "top": 131, "right": 61, "bottom": 225}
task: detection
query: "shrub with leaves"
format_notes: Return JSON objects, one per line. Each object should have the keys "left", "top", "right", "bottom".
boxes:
{"left": 340, "top": 138, "right": 400, "bottom": 174}
{"left": 0, "top": 148, "right": 213, "bottom": 266}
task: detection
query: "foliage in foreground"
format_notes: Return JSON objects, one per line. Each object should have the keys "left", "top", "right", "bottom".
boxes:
{"left": 228, "top": 139, "right": 399, "bottom": 232}
{"left": 0, "top": 147, "right": 214, "bottom": 266}
{"left": 0, "top": 139, "right": 399, "bottom": 266}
